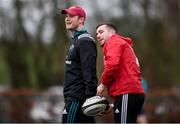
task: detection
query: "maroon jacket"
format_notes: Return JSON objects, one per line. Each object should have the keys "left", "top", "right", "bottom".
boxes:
{"left": 101, "top": 34, "right": 144, "bottom": 100}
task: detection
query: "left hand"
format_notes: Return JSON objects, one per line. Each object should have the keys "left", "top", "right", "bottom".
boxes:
{"left": 97, "top": 104, "right": 114, "bottom": 116}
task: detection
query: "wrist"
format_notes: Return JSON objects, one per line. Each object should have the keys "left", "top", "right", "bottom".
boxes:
{"left": 110, "top": 103, "right": 114, "bottom": 108}
{"left": 100, "top": 83, "right": 106, "bottom": 88}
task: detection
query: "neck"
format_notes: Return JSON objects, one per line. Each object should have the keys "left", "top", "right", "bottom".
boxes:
{"left": 70, "top": 24, "right": 84, "bottom": 37}
{"left": 76, "top": 24, "right": 84, "bottom": 31}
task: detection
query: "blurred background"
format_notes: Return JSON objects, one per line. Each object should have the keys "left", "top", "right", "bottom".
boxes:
{"left": 0, "top": 0, "right": 179, "bottom": 123}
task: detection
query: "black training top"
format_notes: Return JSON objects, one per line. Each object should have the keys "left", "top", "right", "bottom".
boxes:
{"left": 64, "top": 29, "right": 98, "bottom": 103}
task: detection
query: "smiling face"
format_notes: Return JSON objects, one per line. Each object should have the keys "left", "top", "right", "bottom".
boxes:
{"left": 96, "top": 25, "right": 113, "bottom": 46}
{"left": 65, "top": 13, "right": 84, "bottom": 31}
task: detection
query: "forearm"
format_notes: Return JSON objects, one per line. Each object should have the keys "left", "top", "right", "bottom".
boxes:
{"left": 101, "top": 64, "right": 119, "bottom": 85}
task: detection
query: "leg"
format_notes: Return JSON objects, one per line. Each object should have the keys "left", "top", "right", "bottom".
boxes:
{"left": 113, "top": 93, "right": 145, "bottom": 123}
{"left": 62, "top": 100, "right": 79, "bottom": 123}
{"left": 126, "top": 93, "right": 145, "bottom": 123}
{"left": 113, "top": 94, "right": 128, "bottom": 123}
{"left": 62, "top": 99, "right": 95, "bottom": 123}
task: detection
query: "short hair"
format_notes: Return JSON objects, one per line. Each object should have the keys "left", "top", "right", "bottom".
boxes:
{"left": 96, "top": 23, "right": 118, "bottom": 33}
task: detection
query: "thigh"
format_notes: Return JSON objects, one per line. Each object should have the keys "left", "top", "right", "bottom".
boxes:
{"left": 76, "top": 107, "right": 95, "bottom": 123}
{"left": 62, "top": 99, "right": 95, "bottom": 123}
{"left": 62, "top": 99, "right": 79, "bottom": 123}
{"left": 126, "top": 93, "right": 145, "bottom": 123}
{"left": 113, "top": 94, "right": 145, "bottom": 123}
{"left": 113, "top": 94, "right": 123, "bottom": 123}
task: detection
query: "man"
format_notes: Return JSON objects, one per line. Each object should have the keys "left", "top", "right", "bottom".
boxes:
{"left": 96, "top": 23, "right": 145, "bottom": 123}
{"left": 60, "top": 6, "right": 97, "bottom": 123}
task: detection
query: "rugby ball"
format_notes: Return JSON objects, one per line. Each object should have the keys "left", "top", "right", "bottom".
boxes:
{"left": 82, "top": 96, "right": 109, "bottom": 116}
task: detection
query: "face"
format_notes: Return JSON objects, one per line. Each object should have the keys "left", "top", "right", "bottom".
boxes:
{"left": 96, "top": 25, "right": 112, "bottom": 46}
{"left": 65, "top": 13, "right": 84, "bottom": 30}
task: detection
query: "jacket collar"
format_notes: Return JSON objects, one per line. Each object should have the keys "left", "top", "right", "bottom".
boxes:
{"left": 73, "top": 27, "right": 87, "bottom": 38}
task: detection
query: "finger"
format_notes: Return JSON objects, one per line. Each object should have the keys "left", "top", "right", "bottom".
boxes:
{"left": 96, "top": 91, "right": 99, "bottom": 96}
{"left": 96, "top": 91, "right": 102, "bottom": 96}
{"left": 97, "top": 112, "right": 105, "bottom": 117}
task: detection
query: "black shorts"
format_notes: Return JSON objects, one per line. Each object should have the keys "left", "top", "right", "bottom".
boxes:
{"left": 62, "top": 98, "right": 95, "bottom": 123}
{"left": 114, "top": 93, "right": 145, "bottom": 123}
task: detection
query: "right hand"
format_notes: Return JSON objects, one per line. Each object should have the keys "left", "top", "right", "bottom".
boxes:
{"left": 96, "top": 83, "right": 106, "bottom": 96}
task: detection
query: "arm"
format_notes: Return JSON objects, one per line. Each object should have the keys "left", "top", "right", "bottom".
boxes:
{"left": 79, "top": 39, "right": 98, "bottom": 98}
{"left": 101, "top": 39, "right": 124, "bottom": 86}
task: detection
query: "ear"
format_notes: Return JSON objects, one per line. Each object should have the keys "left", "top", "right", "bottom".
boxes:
{"left": 79, "top": 17, "right": 85, "bottom": 24}
{"left": 109, "top": 29, "right": 116, "bottom": 35}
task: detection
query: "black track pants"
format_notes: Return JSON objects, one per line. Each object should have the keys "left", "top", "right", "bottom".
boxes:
{"left": 114, "top": 93, "right": 145, "bottom": 123}
{"left": 62, "top": 99, "right": 95, "bottom": 123}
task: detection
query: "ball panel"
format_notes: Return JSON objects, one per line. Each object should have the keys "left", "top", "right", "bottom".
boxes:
{"left": 82, "top": 96, "right": 109, "bottom": 116}
{"left": 82, "top": 100, "right": 108, "bottom": 111}
{"left": 83, "top": 104, "right": 107, "bottom": 116}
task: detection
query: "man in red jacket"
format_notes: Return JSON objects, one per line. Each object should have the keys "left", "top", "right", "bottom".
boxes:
{"left": 96, "top": 23, "right": 145, "bottom": 123}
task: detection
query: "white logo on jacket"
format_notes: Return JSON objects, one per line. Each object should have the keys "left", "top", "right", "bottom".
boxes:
{"left": 65, "top": 61, "right": 72, "bottom": 64}
{"left": 103, "top": 56, "right": 106, "bottom": 65}
{"left": 136, "top": 57, "right": 140, "bottom": 67}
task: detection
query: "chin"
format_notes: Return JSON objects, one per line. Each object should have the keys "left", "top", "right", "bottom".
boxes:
{"left": 100, "top": 41, "right": 104, "bottom": 45}
{"left": 66, "top": 26, "right": 75, "bottom": 30}
{"left": 66, "top": 26, "right": 71, "bottom": 29}
{"left": 65, "top": 24, "right": 71, "bottom": 29}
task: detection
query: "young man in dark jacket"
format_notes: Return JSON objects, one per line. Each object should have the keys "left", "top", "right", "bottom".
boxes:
{"left": 96, "top": 23, "right": 145, "bottom": 123}
{"left": 60, "top": 6, "right": 97, "bottom": 123}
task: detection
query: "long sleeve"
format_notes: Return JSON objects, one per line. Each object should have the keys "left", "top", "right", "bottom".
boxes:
{"left": 101, "top": 38, "right": 124, "bottom": 86}
{"left": 79, "top": 39, "right": 98, "bottom": 98}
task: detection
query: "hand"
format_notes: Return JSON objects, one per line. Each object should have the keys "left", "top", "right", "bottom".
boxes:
{"left": 97, "top": 104, "right": 114, "bottom": 116}
{"left": 96, "top": 83, "right": 106, "bottom": 96}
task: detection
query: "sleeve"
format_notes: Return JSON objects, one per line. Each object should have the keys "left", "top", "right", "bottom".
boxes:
{"left": 101, "top": 40, "right": 124, "bottom": 86}
{"left": 79, "top": 39, "right": 98, "bottom": 98}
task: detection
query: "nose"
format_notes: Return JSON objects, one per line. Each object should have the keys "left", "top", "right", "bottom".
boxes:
{"left": 65, "top": 16, "right": 69, "bottom": 21}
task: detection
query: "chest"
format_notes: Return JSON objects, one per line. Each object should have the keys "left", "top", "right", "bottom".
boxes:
{"left": 66, "top": 40, "right": 79, "bottom": 61}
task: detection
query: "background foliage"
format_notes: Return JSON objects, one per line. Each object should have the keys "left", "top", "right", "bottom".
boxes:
{"left": 0, "top": 0, "right": 179, "bottom": 90}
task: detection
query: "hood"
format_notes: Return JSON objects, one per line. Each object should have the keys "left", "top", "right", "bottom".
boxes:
{"left": 119, "top": 35, "right": 133, "bottom": 46}
{"left": 111, "top": 34, "right": 133, "bottom": 46}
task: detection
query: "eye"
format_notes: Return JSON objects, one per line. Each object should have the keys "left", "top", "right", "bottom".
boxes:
{"left": 69, "top": 14, "right": 75, "bottom": 17}
{"left": 99, "top": 30, "right": 103, "bottom": 34}
{"left": 65, "top": 14, "right": 74, "bottom": 18}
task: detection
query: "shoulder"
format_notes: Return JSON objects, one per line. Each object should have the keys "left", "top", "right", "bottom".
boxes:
{"left": 77, "top": 33, "right": 96, "bottom": 45}
{"left": 106, "top": 35, "right": 126, "bottom": 47}
{"left": 111, "top": 34, "right": 126, "bottom": 43}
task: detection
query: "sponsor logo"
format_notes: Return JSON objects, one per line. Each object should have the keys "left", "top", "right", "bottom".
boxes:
{"left": 63, "top": 109, "right": 67, "bottom": 114}
{"left": 115, "top": 108, "right": 120, "bottom": 113}
{"left": 65, "top": 61, "right": 72, "bottom": 64}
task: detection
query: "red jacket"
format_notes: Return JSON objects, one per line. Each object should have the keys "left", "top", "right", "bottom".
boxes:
{"left": 101, "top": 34, "right": 144, "bottom": 100}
